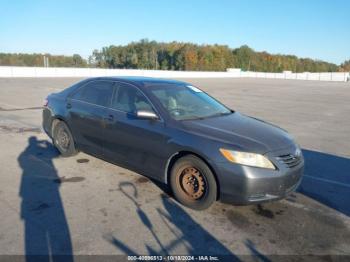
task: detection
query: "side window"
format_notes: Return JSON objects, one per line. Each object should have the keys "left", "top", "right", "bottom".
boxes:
{"left": 111, "top": 83, "right": 153, "bottom": 113}
{"left": 72, "top": 81, "right": 114, "bottom": 107}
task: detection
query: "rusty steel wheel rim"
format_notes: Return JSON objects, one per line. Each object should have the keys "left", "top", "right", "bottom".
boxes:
{"left": 177, "top": 166, "right": 207, "bottom": 200}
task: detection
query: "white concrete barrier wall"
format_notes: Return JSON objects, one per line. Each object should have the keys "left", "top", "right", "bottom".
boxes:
{"left": 0, "top": 66, "right": 348, "bottom": 82}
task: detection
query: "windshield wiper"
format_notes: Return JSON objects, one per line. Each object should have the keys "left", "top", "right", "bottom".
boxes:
{"left": 204, "top": 111, "right": 233, "bottom": 119}
{"left": 179, "top": 111, "right": 233, "bottom": 121}
{"left": 181, "top": 115, "right": 206, "bottom": 121}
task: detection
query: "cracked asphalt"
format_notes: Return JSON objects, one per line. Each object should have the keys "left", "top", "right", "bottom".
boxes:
{"left": 0, "top": 77, "right": 349, "bottom": 260}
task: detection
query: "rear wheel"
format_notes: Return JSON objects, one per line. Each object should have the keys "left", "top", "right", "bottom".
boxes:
{"left": 170, "top": 155, "right": 217, "bottom": 210}
{"left": 52, "top": 120, "right": 78, "bottom": 157}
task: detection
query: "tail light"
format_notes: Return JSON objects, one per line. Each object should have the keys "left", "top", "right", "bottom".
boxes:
{"left": 43, "top": 98, "right": 49, "bottom": 107}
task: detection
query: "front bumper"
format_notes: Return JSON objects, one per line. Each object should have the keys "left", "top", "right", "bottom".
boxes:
{"left": 216, "top": 146, "right": 304, "bottom": 205}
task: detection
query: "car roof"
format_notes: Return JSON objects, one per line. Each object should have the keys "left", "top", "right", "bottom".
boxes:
{"left": 88, "top": 76, "right": 188, "bottom": 89}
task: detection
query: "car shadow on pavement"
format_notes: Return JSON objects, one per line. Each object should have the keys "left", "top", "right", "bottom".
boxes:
{"left": 298, "top": 149, "right": 350, "bottom": 216}
{"left": 105, "top": 181, "right": 240, "bottom": 259}
{"left": 18, "top": 136, "right": 73, "bottom": 262}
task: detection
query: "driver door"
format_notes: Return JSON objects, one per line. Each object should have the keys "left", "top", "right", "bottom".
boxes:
{"left": 103, "top": 82, "right": 169, "bottom": 179}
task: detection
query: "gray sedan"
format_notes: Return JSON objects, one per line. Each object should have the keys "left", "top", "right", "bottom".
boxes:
{"left": 43, "top": 77, "right": 304, "bottom": 210}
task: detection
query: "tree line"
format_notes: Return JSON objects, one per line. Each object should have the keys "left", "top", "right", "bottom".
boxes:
{"left": 0, "top": 53, "right": 87, "bottom": 67}
{"left": 340, "top": 59, "right": 350, "bottom": 72}
{"left": 1, "top": 39, "right": 349, "bottom": 72}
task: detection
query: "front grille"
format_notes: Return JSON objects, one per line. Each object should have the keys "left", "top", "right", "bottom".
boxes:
{"left": 276, "top": 154, "right": 302, "bottom": 168}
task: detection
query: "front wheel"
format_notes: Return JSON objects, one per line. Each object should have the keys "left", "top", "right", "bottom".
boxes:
{"left": 52, "top": 120, "right": 78, "bottom": 157}
{"left": 170, "top": 155, "right": 217, "bottom": 210}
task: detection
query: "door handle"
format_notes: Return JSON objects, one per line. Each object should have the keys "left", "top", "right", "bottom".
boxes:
{"left": 105, "top": 114, "right": 114, "bottom": 122}
{"left": 66, "top": 102, "right": 72, "bottom": 109}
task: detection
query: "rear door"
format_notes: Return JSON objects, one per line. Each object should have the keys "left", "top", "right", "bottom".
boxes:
{"left": 67, "top": 80, "right": 114, "bottom": 156}
{"left": 103, "top": 82, "right": 169, "bottom": 179}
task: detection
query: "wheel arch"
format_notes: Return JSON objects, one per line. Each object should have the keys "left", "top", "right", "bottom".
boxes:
{"left": 165, "top": 150, "right": 221, "bottom": 200}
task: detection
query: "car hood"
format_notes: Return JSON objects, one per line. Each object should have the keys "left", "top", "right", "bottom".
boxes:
{"left": 181, "top": 112, "right": 294, "bottom": 154}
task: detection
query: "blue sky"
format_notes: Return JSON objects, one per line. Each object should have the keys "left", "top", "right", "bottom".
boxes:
{"left": 0, "top": 0, "right": 349, "bottom": 64}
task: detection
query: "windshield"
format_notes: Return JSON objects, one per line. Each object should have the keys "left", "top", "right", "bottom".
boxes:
{"left": 150, "top": 84, "right": 232, "bottom": 120}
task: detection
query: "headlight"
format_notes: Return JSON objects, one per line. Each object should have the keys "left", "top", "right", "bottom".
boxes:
{"left": 219, "top": 149, "right": 275, "bottom": 170}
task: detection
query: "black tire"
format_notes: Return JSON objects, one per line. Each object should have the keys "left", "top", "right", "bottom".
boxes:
{"left": 170, "top": 155, "right": 217, "bottom": 210}
{"left": 52, "top": 120, "right": 78, "bottom": 157}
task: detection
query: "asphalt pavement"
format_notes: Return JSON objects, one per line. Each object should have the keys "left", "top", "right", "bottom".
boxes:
{"left": 0, "top": 77, "right": 349, "bottom": 260}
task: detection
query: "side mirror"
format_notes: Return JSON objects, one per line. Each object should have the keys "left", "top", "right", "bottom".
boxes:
{"left": 136, "top": 110, "right": 159, "bottom": 120}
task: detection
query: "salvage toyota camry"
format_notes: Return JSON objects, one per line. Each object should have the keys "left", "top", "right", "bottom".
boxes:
{"left": 43, "top": 77, "right": 304, "bottom": 210}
